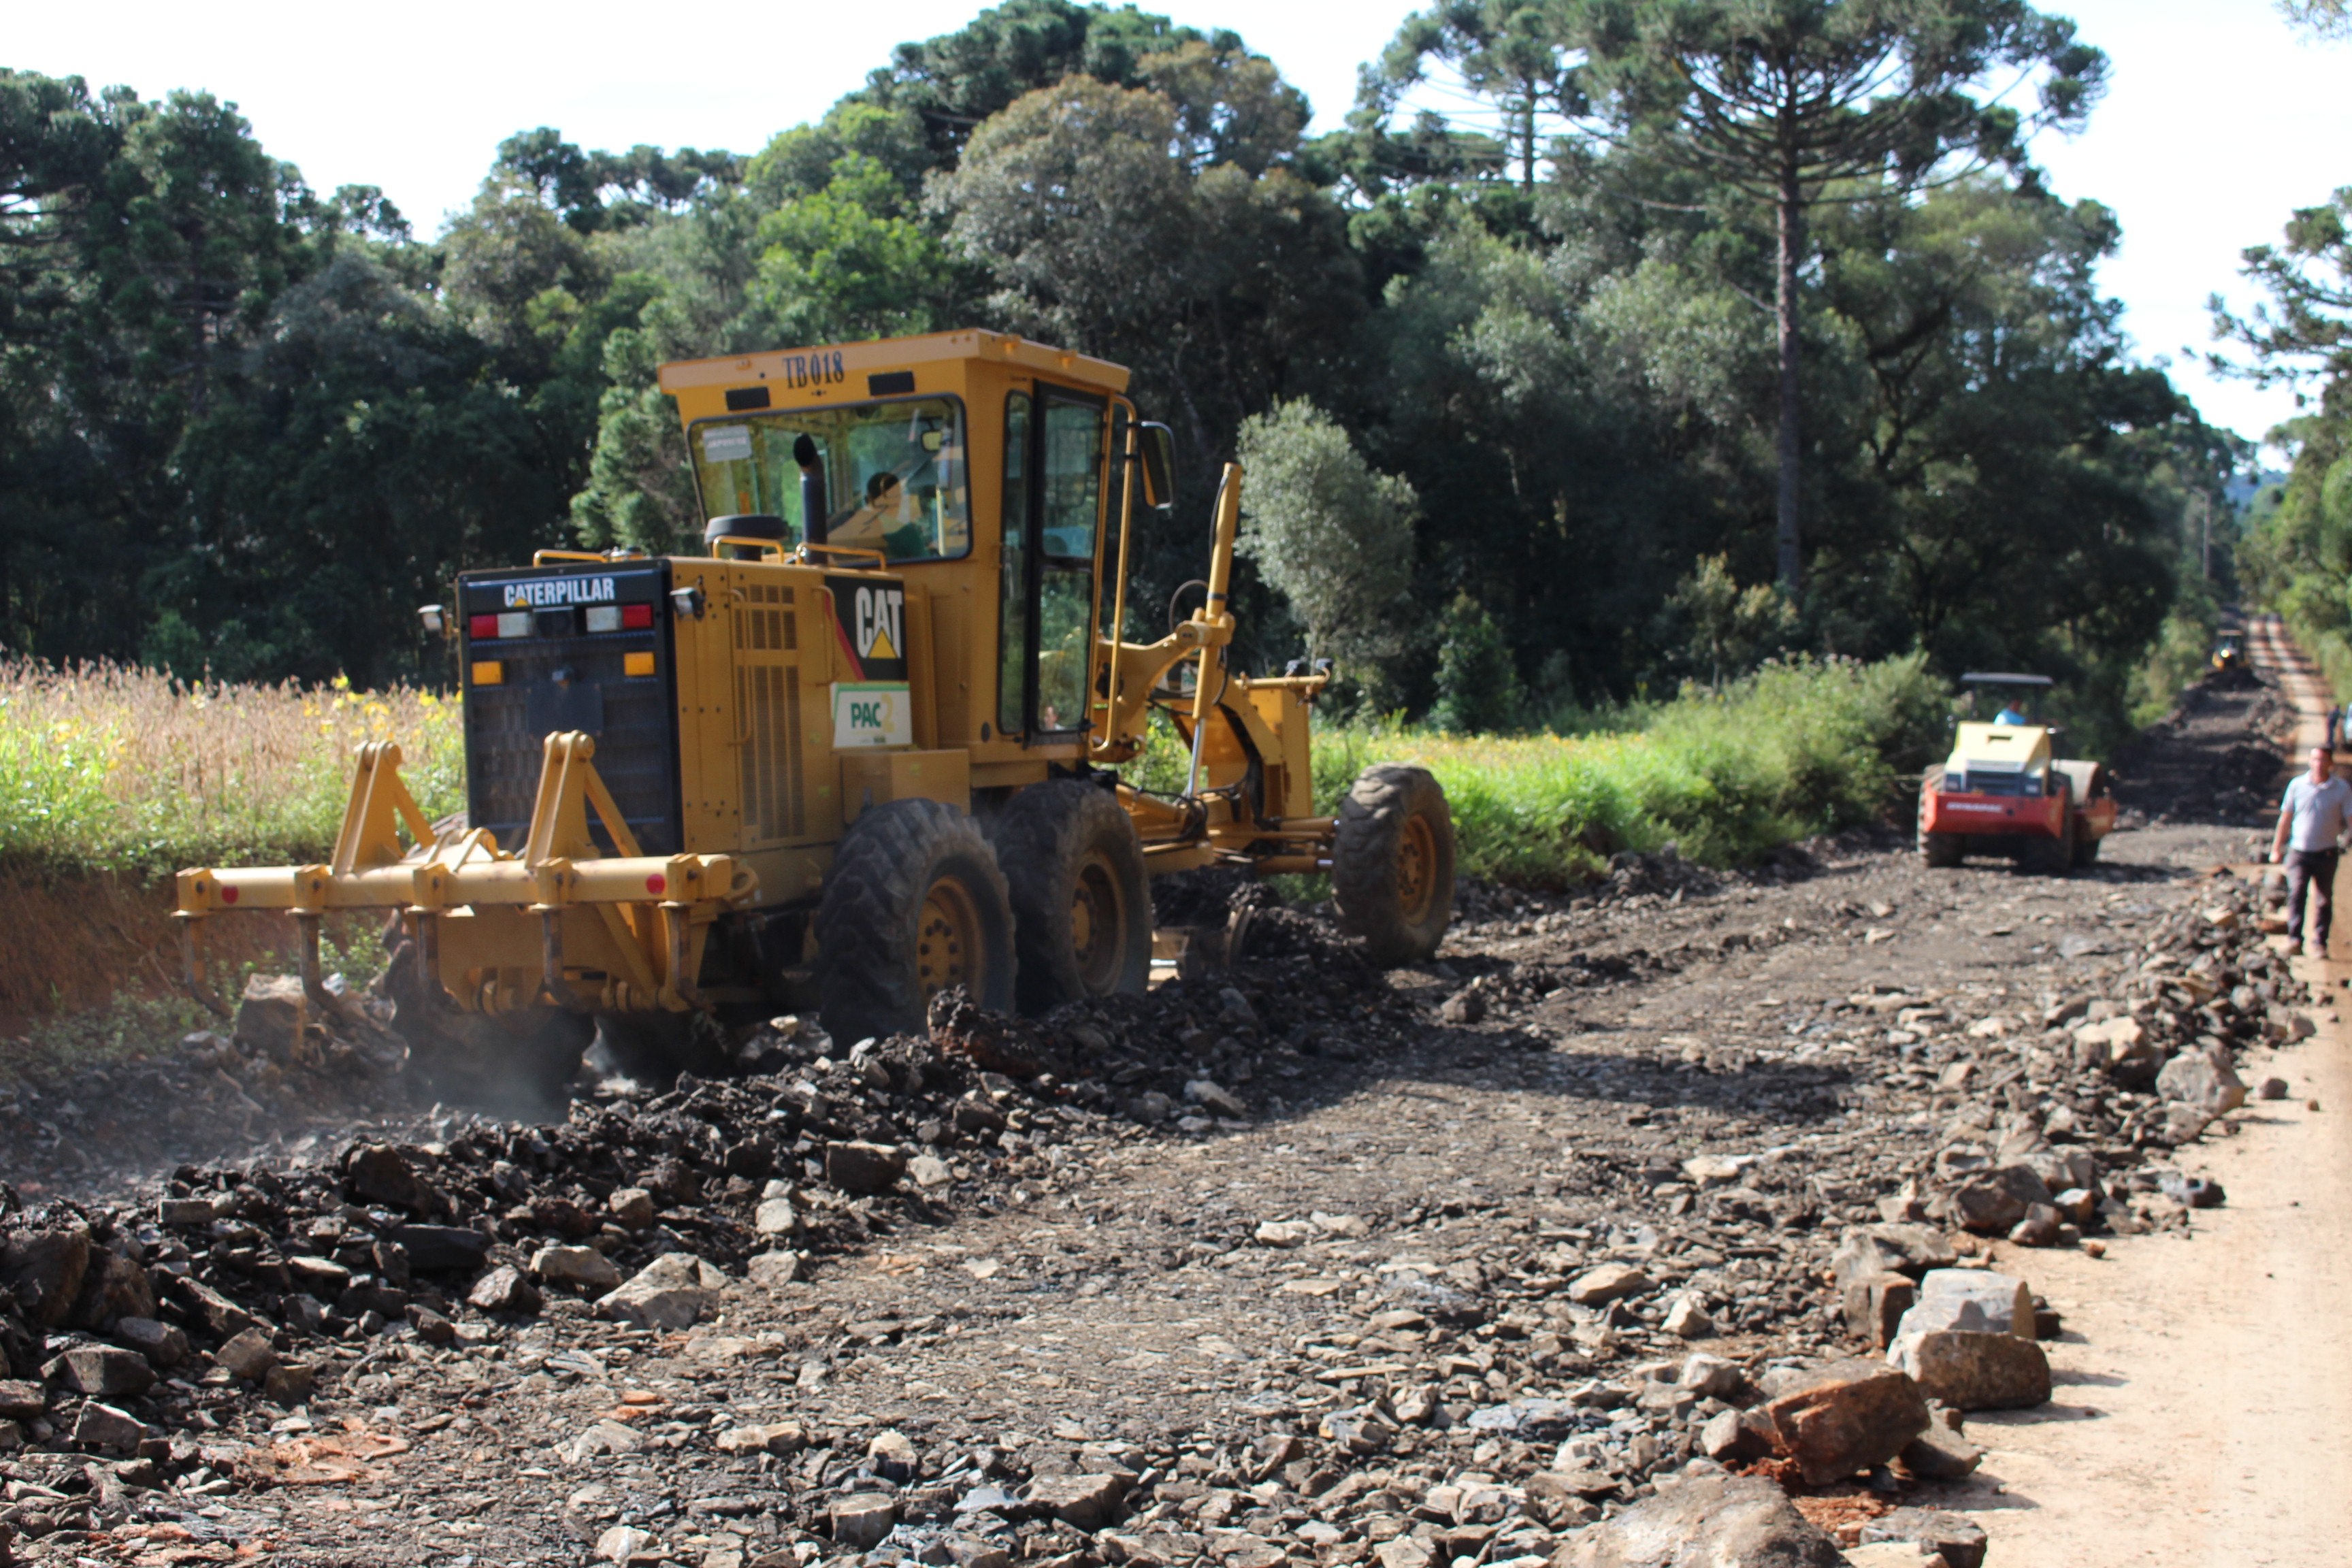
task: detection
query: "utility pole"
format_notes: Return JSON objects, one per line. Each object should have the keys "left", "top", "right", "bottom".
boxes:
{"left": 2195, "top": 492, "right": 2211, "bottom": 580}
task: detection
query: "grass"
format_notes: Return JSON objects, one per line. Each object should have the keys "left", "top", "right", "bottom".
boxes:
{"left": 0, "top": 660, "right": 463, "bottom": 879}
{"left": 0, "top": 650, "right": 1942, "bottom": 898}
{"left": 1125, "top": 653, "right": 1949, "bottom": 889}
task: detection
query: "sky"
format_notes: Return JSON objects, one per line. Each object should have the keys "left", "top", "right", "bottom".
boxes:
{"left": 10, "top": 0, "right": 2346, "bottom": 455}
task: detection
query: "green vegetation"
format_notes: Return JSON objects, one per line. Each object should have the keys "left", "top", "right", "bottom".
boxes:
{"left": 0, "top": 645, "right": 1940, "bottom": 900}
{"left": 0, "top": 0, "right": 2243, "bottom": 733}
{"left": 0, "top": 662, "right": 460, "bottom": 877}
{"left": 1123, "top": 653, "right": 1944, "bottom": 889}
{"left": 1318, "top": 655, "right": 1947, "bottom": 887}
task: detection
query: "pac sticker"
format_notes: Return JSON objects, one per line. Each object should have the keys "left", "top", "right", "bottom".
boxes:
{"left": 827, "top": 575, "right": 908, "bottom": 683}
{"left": 833, "top": 682, "right": 912, "bottom": 749}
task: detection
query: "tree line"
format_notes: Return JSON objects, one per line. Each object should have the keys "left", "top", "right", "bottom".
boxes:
{"left": 0, "top": 0, "right": 2247, "bottom": 732}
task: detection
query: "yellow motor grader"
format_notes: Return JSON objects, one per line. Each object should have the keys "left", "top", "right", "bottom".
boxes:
{"left": 175, "top": 330, "right": 1455, "bottom": 1094}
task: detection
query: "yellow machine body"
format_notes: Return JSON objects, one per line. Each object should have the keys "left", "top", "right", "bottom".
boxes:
{"left": 176, "top": 329, "right": 1339, "bottom": 1022}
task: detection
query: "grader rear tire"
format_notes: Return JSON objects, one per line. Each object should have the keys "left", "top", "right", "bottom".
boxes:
{"left": 1333, "top": 764, "right": 1456, "bottom": 967}
{"left": 987, "top": 780, "right": 1152, "bottom": 1013}
{"left": 818, "top": 798, "right": 1015, "bottom": 1042}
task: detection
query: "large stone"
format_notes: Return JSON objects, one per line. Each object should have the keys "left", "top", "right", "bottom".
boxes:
{"left": 1946, "top": 1164, "right": 2054, "bottom": 1235}
{"left": 1550, "top": 1474, "right": 1845, "bottom": 1567}
{"left": 390, "top": 1224, "right": 492, "bottom": 1273}
{"left": 830, "top": 1492, "right": 899, "bottom": 1549}
{"left": 1893, "top": 1269, "right": 2034, "bottom": 1341}
{"left": 596, "top": 1253, "right": 726, "bottom": 1330}
{"left": 466, "top": 1264, "right": 542, "bottom": 1316}
{"left": 745, "top": 1251, "right": 804, "bottom": 1288}
{"left": 1698, "top": 1407, "right": 1777, "bottom": 1464}
{"left": 1567, "top": 1263, "right": 1654, "bottom": 1307}
{"left": 169, "top": 1275, "right": 259, "bottom": 1339}
{"left": 534, "top": 1245, "right": 623, "bottom": 1292}
{"left": 1026, "top": 1472, "right": 1129, "bottom": 1531}
{"left": 1899, "top": 1423, "right": 1984, "bottom": 1481}
{"left": 264, "top": 1362, "right": 317, "bottom": 1406}
{"left": 2074, "top": 1013, "right": 2153, "bottom": 1075}
{"left": 1892, "top": 1330, "right": 2051, "bottom": 1411}
{"left": 52, "top": 1346, "right": 154, "bottom": 1399}
{"left": 824, "top": 1141, "right": 907, "bottom": 1194}
{"left": 1842, "top": 1271, "right": 1916, "bottom": 1350}
{"left": 345, "top": 1144, "right": 437, "bottom": 1212}
{"left": 233, "top": 973, "right": 309, "bottom": 1057}
{"left": 70, "top": 1249, "right": 157, "bottom": 1330}
{"left": 213, "top": 1327, "right": 278, "bottom": 1382}
{"left": 1857, "top": 1508, "right": 1988, "bottom": 1568}
{"left": 753, "top": 1199, "right": 800, "bottom": 1236}
{"left": 0, "top": 1228, "right": 91, "bottom": 1328}
{"left": 1762, "top": 1360, "right": 1931, "bottom": 1484}
{"left": 70, "top": 1401, "right": 148, "bottom": 1451}
{"left": 1829, "top": 1224, "right": 1957, "bottom": 1287}
{"left": 1661, "top": 1296, "right": 1714, "bottom": 1339}
{"left": 608, "top": 1188, "right": 657, "bottom": 1229}
{"left": 715, "top": 1421, "right": 807, "bottom": 1456}
{"left": 0, "top": 1379, "right": 44, "bottom": 1420}
{"left": 2157, "top": 1052, "right": 2248, "bottom": 1117}
{"left": 594, "top": 1525, "right": 656, "bottom": 1563}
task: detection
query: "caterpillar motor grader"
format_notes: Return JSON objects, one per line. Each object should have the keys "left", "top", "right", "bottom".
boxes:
{"left": 1916, "top": 672, "right": 2114, "bottom": 875}
{"left": 174, "top": 330, "right": 1456, "bottom": 1096}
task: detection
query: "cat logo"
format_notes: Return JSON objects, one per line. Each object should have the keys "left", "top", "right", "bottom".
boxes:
{"left": 826, "top": 574, "right": 908, "bottom": 683}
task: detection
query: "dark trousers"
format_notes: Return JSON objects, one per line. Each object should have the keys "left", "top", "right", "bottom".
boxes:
{"left": 2287, "top": 848, "right": 2339, "bottom": 947}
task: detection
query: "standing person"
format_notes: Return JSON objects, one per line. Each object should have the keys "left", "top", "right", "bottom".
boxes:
{"left": 2271, "top": 745, "right": 2352, "bottom": 958}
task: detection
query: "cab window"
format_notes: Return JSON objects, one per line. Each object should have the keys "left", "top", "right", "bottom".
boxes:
{"left": 689, "top": 397, "right": 970, "bottom": 562}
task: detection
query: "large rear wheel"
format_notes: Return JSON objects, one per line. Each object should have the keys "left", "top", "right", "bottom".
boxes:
{"left": 1334, "top": 764, "right": 1456, "bottom": 967}
{"left": 818, "top": 798, "right": 1015, "bottom": 1041}
{"left": 987, "top": 779, "right": 1152, "bottom": 1013}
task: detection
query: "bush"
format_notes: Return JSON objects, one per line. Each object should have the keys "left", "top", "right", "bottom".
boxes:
{"left": 1430, "top": 593, "right": 1526, "bottom": 734}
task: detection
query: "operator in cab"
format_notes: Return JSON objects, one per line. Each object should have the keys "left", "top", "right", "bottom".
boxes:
{"left": 1994, "top": 699, "right": 2031, "bottom": 726}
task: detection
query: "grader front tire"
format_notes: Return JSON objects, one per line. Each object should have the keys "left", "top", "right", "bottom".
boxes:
{"left": 1333, "top": 764, "right": 1457, "bottom": 967}
{"left": 818, "top": 798, "right": 1016, "bottom": 1042}
{"left": 988, "top": 780, "right": 1152, "bottom": 1013}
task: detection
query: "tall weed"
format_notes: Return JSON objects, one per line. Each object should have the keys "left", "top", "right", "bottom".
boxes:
{"left": 0, "top": 661, "right": 461, "bottom": 879}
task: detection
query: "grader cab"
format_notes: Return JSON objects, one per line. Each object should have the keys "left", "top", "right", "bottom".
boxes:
{"left": 175, "top": 330, "right": 1455, "bottom": 1096}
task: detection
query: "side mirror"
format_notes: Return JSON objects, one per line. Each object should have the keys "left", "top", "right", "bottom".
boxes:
{"left": 1138, "top": 422, "right": 1176, "bottom": 510}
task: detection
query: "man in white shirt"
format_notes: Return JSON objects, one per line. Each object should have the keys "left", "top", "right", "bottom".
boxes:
{"left": 2271, "top": 745, "right": 2352, "bottom": 957}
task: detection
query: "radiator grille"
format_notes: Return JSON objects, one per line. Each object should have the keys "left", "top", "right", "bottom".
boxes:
{"left": 734, "top": 585, "right": 804, "bottom": 841}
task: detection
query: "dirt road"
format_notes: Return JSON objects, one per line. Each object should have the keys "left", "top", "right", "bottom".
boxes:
{"left": 1961, "top": 617, "right": 2352, "bottom": 1565}
{"left": 0, "top": 646, "right": 2325, "bottom": 1565}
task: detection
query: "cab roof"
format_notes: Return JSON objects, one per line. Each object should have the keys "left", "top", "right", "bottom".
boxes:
{"left": 655, "top": 329, "right": 1130, "bottom": 397}
{"left": 1959, "top": 672, "right": 2053, "bottom": 687}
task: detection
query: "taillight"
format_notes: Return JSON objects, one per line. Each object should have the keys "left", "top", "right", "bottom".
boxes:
{"left": 498, "top": 610, "right": 530, "bottom": 638}
{"left": 469, "top": 613, "right": 499, "bottom": 640}
{"left": 586, "top": 603, "right": 657, "bottom": 633}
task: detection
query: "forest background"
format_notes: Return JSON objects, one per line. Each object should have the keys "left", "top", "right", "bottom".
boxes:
{"left": 5, "top": 0, "right": 2329, "bottom": 749}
